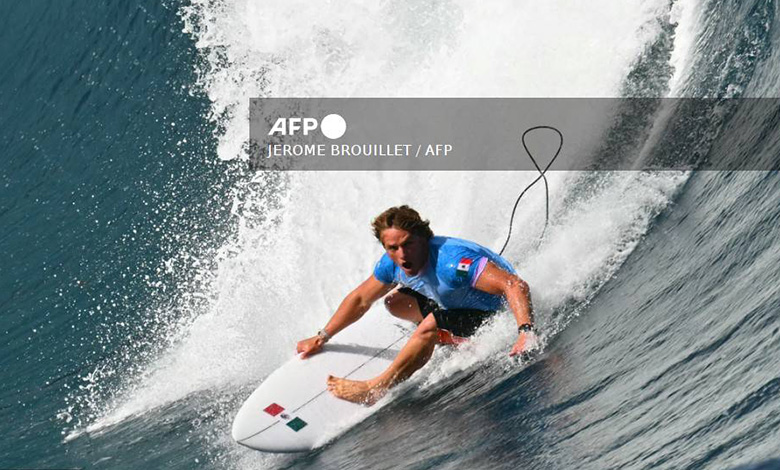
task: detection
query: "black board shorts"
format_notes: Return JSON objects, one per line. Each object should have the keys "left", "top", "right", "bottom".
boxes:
{"left": 398, "top": 287, "right": 497, "bottom": 338}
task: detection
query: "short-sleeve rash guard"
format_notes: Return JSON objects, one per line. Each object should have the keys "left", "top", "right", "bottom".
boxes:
{"left": 373, "top": 236, "right": 517, "bottom": 311}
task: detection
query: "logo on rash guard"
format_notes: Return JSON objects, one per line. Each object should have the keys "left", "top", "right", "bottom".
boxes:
{"left": 456, "top": 258, "right": 473, "bottom": 278}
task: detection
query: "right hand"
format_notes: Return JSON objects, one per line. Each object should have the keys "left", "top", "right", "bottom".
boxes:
{"left": 296, "top": 335, "right": 325, "bottom": 359}
{"left": 509, "top": 331, "right": 540, "bottom": 357}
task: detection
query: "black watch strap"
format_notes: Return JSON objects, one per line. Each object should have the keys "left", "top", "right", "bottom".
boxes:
{"left": 517, "top": 323, "right": 534, "bottom": 334}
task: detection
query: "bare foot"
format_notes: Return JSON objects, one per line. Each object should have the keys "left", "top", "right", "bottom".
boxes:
{"left": 327, "top": 375, "right": 387, "bottom": 406}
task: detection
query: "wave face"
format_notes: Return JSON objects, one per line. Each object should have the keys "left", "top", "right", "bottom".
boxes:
{"left": 1, "top": 0, "right": 779, "bottom": 469}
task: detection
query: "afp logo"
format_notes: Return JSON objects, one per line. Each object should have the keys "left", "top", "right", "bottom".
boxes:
{"left": 267, "top": 113, "right": 347, "bottom": 140}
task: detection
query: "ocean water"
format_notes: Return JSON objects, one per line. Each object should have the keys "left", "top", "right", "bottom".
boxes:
{"left": 2, "top": 0, "right": 779, "bottom": 469}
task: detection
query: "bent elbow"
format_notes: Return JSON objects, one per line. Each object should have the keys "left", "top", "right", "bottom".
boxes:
{"left": 351, "top": 291, "right": 373, "bottom": 312}
{"left": 508, "top": 277, "right": 530, "bottom": 297}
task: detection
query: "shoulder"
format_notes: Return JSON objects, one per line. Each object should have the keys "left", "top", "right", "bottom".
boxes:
{"left": 439, "top": 235, "right": 516, "bottom": 274}
{"left": 373, "top": 252, "right": 397, "bottom": 284}
{"left": 433, "top": 237, "right": 488, "bottom": 287}
{"left": 434, "top": 236, "right": 487, "bottom": 260}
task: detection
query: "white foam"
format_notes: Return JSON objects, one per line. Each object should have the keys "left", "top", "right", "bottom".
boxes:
{"left": 668, "top": 0, "right": 706, "bottom": 96}
{"left": 181, "top": 0, "right": 673, "bottom": 161}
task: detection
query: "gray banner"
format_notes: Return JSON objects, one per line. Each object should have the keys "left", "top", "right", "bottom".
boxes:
{"left": 248, "top": 98, "right": 780, "bottom": 170}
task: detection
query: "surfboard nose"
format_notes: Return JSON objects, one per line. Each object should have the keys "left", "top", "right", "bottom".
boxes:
{"left": 230, "top": 325, "right": 405, "bottom": 452}
{"left": 231, "top": 417, "right": 242, "bottom": 443}
{"left": 231, "top": 401, "right": 254, "bottom": 443}
{"left": 231, "top": 398, "right": 313, "bottom": 452}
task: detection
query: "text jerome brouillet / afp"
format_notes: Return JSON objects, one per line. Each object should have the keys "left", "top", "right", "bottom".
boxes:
{"left": 265, "top": 143, "right": 453, "bottom": 158}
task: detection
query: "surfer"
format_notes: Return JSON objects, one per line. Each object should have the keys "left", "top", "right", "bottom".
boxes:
{"left": 296, "top": 205, "right": 538, "bottom": 405}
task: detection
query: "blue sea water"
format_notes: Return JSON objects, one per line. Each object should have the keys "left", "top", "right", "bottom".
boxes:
{"left": 2, "top": 0, "right": 780, "bottom": 469}
{"left": 1, "top": 1, "right": 239, "bottom": 466}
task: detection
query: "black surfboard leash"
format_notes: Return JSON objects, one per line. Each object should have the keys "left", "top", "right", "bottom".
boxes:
{"left": 498, "top": 126, "right": 563, "bottom": 256}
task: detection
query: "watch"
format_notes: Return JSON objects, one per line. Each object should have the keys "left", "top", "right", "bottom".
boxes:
{"left": 517, "top": 323, "right": 535, "bottom": 334}
{"left": 317, "top": 329, "right": 331, "bottom": 343}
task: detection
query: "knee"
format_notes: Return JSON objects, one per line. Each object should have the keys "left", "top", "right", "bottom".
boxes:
{"left": 383, "top": 293, "right": 397, "bottom": 311}
{"left": 412, "top": 315, "right": 438, "bottom": 344}
{"left": 383, "top": 294, "right": 400, "bottom": 317}
{"left": 384, "top": 292, "right": 414, "bottom": 314}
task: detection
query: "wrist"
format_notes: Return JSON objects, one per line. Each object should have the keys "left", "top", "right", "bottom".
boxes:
{"left": 517, "top": 323, "right": 535, "bottom": 334}
{"left": 316, "top": 329, "right": 331, "bottom": 343}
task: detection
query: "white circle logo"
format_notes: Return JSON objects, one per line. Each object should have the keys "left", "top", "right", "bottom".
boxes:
{"left": 320, "top": 114, "right": 347, "bottom": 140}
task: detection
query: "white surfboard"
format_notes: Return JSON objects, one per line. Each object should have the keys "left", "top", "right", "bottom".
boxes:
{"left": 232, "top": 324, "right": 409, "bottom": 452}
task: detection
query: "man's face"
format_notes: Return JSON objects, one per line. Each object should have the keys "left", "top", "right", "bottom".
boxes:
{"left": 380, "top": 227, "right": 429, "bottom": 276}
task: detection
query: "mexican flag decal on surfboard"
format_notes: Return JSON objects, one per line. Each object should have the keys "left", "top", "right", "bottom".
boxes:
{"left": 456, "top": 258, "right": 473, "bottom": 278}
{"left": 263, "top": 402, "right": 308, "bottom": 432}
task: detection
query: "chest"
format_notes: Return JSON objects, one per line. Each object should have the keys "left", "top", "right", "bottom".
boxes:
{"left": 401, "top": 270, "right": 464, "bottom": 305}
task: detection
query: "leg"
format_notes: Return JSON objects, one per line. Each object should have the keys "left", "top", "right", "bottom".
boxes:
{"left": 383, "top": 288, "right": 425, "bottom": 324}
{"left": 327, "top": 313, "right": 438, "bottom": 405}
{"left": 385, "top": 288, "right": 468, "bottom": 345}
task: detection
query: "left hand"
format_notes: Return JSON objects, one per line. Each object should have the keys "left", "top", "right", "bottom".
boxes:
{"left": 509, "top": 331, "right": 540, "bottom": 357}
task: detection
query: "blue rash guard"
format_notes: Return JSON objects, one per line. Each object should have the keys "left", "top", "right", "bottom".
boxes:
{"left": 373, "top": 236, "right": 517, "bottom": 312}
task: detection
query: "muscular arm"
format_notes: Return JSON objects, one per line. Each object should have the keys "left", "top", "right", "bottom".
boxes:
{"left": 322, "top": 275, "right": 395, "bottom": 337}
{"left": 297, "top": 275, "right": 394, "bottom": 358}
{"left": 473, "top": 262, "right": 537, "bottom": 356}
